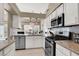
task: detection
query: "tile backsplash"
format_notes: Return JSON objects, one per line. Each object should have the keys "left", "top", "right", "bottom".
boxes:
{"left": 69, "top": 26, "right": 79, "bottom": 33}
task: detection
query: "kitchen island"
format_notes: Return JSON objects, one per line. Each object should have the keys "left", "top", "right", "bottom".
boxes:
{"left": 14, "top": 34, "right": 45, "bottom": 49}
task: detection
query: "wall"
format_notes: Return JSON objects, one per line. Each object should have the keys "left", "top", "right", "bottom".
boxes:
{"left": 69, "top": 26, "right": 79, "bottom": 33}
{"left": 8, "top": 12, "right": 13, "bottom": 37}
{"left": 0, "top": 3, "right": 4, "bottom": 22}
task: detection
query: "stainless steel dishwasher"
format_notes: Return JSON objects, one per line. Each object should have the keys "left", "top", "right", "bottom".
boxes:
{"left": 14, "top": 35, "right": 26, "bottom": 50}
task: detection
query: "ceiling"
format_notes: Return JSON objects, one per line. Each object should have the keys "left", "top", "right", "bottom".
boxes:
{"left": 16, "top": 3, "right": 48, "bottom": 14}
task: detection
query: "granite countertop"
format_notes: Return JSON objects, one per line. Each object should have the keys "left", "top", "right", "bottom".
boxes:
{"left": 13, "top": 34, "right": 42, "bottom": 36}
{"left": 26, "top": 34, "right": 42, "bottom": 36}
{"left": 0, "top": 39, "right": 15, "bottom": 51}
{"left": 55, "top": 40, "right": 79, "bottom": 55}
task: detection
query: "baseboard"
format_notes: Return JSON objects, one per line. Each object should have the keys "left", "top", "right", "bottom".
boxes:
{"left": 25, "top": 47, "right": 44, "bottom": 50}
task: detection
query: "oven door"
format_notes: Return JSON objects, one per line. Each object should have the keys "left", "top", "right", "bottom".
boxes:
{"left": 45, "top": 39, "right": 56, "bottom": 56}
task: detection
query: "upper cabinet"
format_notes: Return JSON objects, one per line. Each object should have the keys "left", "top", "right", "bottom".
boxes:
{"left": 57, "top": 4, "right": 64, "bottom": 16}
{"left": 52, "top": 10, "right": 57, "bottom": 19}
{"left": 50, "top": 4, "right": 64, "bottom": 19}
{"left": 45, "top": 15, "right": 51, "bottom": 29}
{"left": 49, "top": 3, "right": 79, "bottom": 27}
{"left": 13, "top": 15, "right": 21, "bottom": 28}
{"left": 64, "top": 3, "right": 79, "bottom": 26}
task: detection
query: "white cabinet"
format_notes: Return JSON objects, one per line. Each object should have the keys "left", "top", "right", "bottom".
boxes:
{"left": 13, "top": 15, "right": 21, "bottom": 28}
{"left": 57, "top": 4, "right": 64, "bottom": 16}
{"left": 34, "top": 36, "right": 43, "bottom": 48}
{"left": 26, "top": 36, "right": 44, "bottom": 49}
{"left": 47, "top": 15, "right": 51, "bottom": 29}
{"left": 26, "top": 36, "right": 34, "bottom": 48}
{"left": 0, "top": 42, "right": 15, "bottom": 56}
{"left": 51, "top": 10, "right": 57, "bottom": 19}
{"left": 56, "top": 43, "right": 70, "bottom": 56}
{"left": 0, "top": 51, "right": 3, "bottom": 56}
{"left": 56, "top": 43, "right": 79, "bottom": 56}
{"left": 3, "top": 43, "right": 15, "bottom": 56}
{"left": 42, "top": 37, "right": 45, "bottom": 49}
{"left": 64, "top": 3, "right": 79, "bottom": 26}
{"left": 50, "top": 4, "right": 63, "bottom": 20}
{"left": 56, "top": 49, "right": 65, "bottom": 56}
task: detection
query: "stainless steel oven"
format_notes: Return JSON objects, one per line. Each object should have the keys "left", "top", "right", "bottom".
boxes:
{"left": 45, "top": 37, "right": 56, "bottom": 56}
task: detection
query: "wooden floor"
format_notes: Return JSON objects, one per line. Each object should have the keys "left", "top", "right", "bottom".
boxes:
{"left": 15, "top": 48, "right": 45, "bottom": 56}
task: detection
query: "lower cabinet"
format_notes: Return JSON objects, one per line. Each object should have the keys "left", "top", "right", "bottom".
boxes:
{"left": 56, "top": 43, "right": 78, "bottom": 56}
{"left": 0, "top": 51, "right": 3, "bottom": 56}
{"left": 56, "top": 49, "right": 65, "bottom": 56}
{"left": 0, "top": 42, "right": 15, "bottom": 56}
{"left": 26, "top": 36, "right": 44, "bottom": 49}
{"left": 56, "top": 44, "right": 70, "bottom": 56}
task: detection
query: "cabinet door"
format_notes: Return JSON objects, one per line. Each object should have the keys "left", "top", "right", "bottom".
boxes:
{"left": 64, "top": 3, "right": 78, "bottom": 26}
{"left": 15, "top": 37, "right": 19, "bottom": 49}
{"left": 56, "top": 49, "right": 65, "bottom": 56}
{"left": 57, "top": 4, "right": 64, "bottom": 16}
{"left": 56, "top": 43, "right": 70, "bottom": 56}
{"left": 42, "top": 37, "right": 45, "bottom": 49}
{"left": 26, "top": 36, "right": 34, "bottom": 48}
{"left": 52, "top": 10, "right": 57, "bottom": 19}
{"left": 0, "top": 51, "right": 3, "bottom": 56}
{"left": 26, "top": 36, "right": 44, "bottom": 49}
{"left": 5, "top": 43, "right": 15, "bottom": 56}
{"left": 46, "top": 16, "right": 51, "bottom": 29}
{"left": 13, "top": 15, "right": 20, "bottom": 28}
{"left": 34, "top": 36, "right": 43, "bottom": 48}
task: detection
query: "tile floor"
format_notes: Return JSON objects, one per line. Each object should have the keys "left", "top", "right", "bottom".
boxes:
{"left": 15, "top": 48, "right": 45, "bottom": 56}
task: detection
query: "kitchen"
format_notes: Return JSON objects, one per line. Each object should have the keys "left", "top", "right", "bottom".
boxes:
{"left": 0, "top": 3, "right": 79, "bottom": 56}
